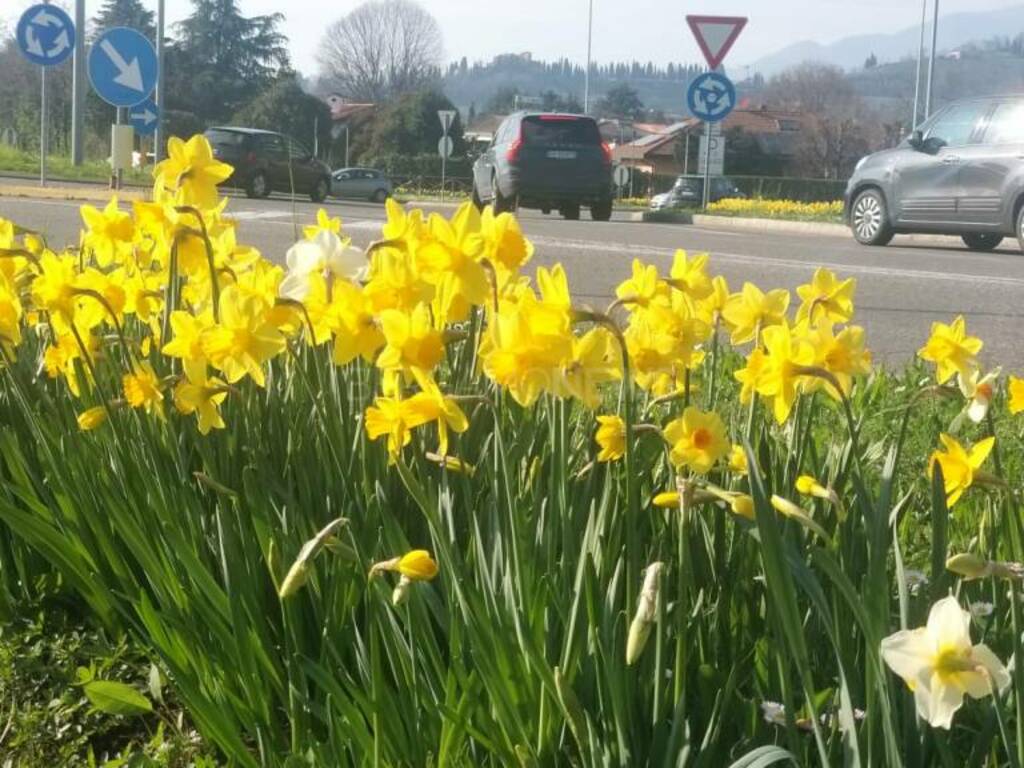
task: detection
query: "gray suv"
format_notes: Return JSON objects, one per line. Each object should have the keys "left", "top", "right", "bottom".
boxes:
{"left": 846, "top": 96, "right": 1024, "bottom": 251}
{"left": 471, "top": 112, "right": 614, "bottom": 221}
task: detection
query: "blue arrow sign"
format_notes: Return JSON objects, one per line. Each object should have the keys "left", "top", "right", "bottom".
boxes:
{"left": 687, "top": 72, "right": 736, "bottom": 124}
{"left": 128, "top": 98, "right": 159, "bottom": 136}
{"left": 88, "top": 27, "right": 158, "bottom": 108}
{"left": 16, "top": 4, "right": 75, "bottom": 67}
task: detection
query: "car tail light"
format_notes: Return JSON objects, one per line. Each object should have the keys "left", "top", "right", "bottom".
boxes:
{"left": 506, "top": 137, "right": 523, "bottom": 163}
{"left": 600, "top": 141, "right": 612, "bottom": 165}
{"left": 538, "top": 114, "right": 577, "bottom": 121}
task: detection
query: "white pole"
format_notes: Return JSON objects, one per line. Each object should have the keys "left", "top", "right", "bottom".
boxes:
{"left": 925, "top": 0, "right": 939, "bottom": 119}
{"left": 40, "top": 66, "right": 47, "bottom": 186}
{"left": 155, "top": 0, "right": 166, "bottom": 161}
{"left": 701, "top": 122, "right": 711, "bottom": 209}
{"left": 584, "top": 0, "right": 593, "bottom": 113}
{"left": 912, "top": 0, "right": 927, "bottom": 129}
{"left": 344, "top": 125, "right": 350, "bottom": 167}
{"left": 71, "top": 0, "right": 85, "bottom": 165}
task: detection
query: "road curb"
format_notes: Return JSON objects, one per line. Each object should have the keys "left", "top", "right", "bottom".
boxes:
{"left": 0, "top": 183, "right": 144, "bottom": 204}
{"left": 630, "top": 210, "right": 849, "bottom": 237}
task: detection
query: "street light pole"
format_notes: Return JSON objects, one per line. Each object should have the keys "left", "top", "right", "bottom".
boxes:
{"left": 925, "top": 0, "right": 939, "bottom": 120}
{"left": 155, "top": 0, "right": 166, "bottom": 161}
{"left": 71, "top": 0, "right": 85, "bottom": 165}
{"left": 583, "top": 0, "right": 593, "bottom": 114}
{"left": 912, "top": 0, "right": 927, "bottom": 129}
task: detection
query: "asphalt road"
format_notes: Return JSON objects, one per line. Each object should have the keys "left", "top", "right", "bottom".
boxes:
{"left": 3, "top": 191, "right": 1024, "bottom": 367}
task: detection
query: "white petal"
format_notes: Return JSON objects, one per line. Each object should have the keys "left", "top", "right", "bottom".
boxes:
{"left": 279, "top": 272, "right": 310, "bottom": 302}
{"left": 922, "top": 672, "right": 965, "bottom": 729}
{"left": 927, "top": 596, "right": 972, "bottom": 650}
{"left": 313, "top": 229, "right": 343, "bottom": 259}
{"left": 327, "top": 244, "right": 367, "bottom": 281}
{"left": 286, "top": 240, "right": 323, "bottom": 274}
{"left": 967, "top": 397, "right": 990, "bottom": 424}
{"left": 881, "top": 628, "right": 933, "bottom": 683}
{"left": 970, "top": 644, "right": 1011, "bottom": 695}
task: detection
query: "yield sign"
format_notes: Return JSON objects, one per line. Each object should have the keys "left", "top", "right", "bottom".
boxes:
{"left": 686, "top": 15, "right": 747, "bottom": 71}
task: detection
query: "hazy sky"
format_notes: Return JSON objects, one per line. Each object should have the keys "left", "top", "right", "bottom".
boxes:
{"left": 4, "top": 0, "right": 1022, "bottom": 74}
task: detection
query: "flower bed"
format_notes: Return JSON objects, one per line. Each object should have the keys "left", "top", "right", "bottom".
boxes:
{"left": 1, "top": 135, "right": 1023, "bottom": 766}
{"left": 708, "top": 197, "right": 845, "bottom": 223}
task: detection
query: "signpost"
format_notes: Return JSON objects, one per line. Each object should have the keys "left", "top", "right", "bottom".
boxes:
{"left": 16, "top": 3, "right": 77, "bottom": 186}
{"left": 686, "top": 14, "right": 747, "bottom": 208}
{"left": 438, "top": 109, "right": 457, "bottom": 201}
{"left": 698, "top": 123, "right": 724, "bottom": 177}
{"left": 89, "top": 27, "right": 158, "bottom": 188}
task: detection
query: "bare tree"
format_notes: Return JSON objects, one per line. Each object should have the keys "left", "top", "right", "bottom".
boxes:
{"left": 317, "top": 0, "right": 443, "bottom": 102}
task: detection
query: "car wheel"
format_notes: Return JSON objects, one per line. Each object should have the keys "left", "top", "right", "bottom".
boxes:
{"left": 561, "top": 204, "right": 581, "bottom": 221}
{"left": 372, "top": 188, "right": 389, "bottom": 204}
{"left": 962, "top": 233, "right": 1004, "bottom": 251}
{"left": 590, "top": 199, "right": 613, "bottom": 222}
{"left": 247, "top": 171, "right": 268, "bottom": 199}
{"left": 493, "top": 176, "right": 513, "bottom": 214}
{"left": 850, "top": 189, "right": 893, "bottom": 246}
{"left": 310, "top": 177, "right": 329, "bottom": 203}
{"left": 1016, "top": 204, "right": 1024, "bottom": 254}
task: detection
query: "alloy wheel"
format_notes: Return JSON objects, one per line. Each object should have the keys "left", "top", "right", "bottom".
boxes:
{"left": 853, "top": 194, "right": 882, "bottom": 241}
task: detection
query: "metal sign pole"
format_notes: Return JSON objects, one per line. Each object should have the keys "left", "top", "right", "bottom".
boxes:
{"left": 441, "top": 148, "right": 447, "bottom": 203}
{"left": 40, "top": 66, "right": 47, "bottom": 186}
{"left": 71, "top": 0, "right": 85, "bottom": 165}
{"left": 702, "top": 121, "right": 711, "bottom": 209}
{"left": 155, "top": 0, "right": 165, "bottom": 161}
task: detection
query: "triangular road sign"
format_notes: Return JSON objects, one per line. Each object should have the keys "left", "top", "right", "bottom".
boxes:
{"left": 686, "top": 15, "right": 747, "bottom": 70}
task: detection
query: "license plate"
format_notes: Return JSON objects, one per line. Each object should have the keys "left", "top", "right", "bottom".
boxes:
{"left": 547, "top": 150, "right": 577, "bottom": 160}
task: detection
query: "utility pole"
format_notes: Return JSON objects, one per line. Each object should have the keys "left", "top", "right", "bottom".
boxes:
{"left": 583, "top": 0, "right": 593, "bottom": 113}
{"left": 155, "top": 0, "right": 166, "bottom": 161}
{"left": 71, "top": 0, "right": 85, "bottom": 165}
{"left": 912, "top": 0, "right": 927, "bottom": 129}
{"left": 925, "top": 0, "right": 939, "bottom": 120}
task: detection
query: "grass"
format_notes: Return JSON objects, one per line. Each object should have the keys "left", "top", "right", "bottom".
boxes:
{"left": 0, "top": 145, "right": 150, "bottom": 186}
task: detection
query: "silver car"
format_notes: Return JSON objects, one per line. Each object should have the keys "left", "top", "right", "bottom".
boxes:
{"left": 846, "top": 96, "right": 1024, "bottom": 251}
{"left": 331, "top": 168, "right": 393, "bottom": 203}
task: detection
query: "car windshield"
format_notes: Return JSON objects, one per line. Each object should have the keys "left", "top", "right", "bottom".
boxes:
{"left": 205, "top": 130, "right": 246, "bottom": 147}
{"left": 674, "top": 179, "right": 701, "bottom": 193}
{"left": 521, "top": 116, "right": 600, "bottom": 146}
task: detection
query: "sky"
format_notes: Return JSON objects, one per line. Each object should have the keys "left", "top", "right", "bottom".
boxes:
{"left": 3, "top": 0, "right": 1023, "bottom": 75}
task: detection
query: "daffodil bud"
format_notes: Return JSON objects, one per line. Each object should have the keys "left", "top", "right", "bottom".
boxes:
{"left": 946, "top": 553, "right": 992, "bottom": 580}
{"left": 653, "top": 491, "right": 680, "bottom": 509}
{"left": 278, "top": 559, "right": 310, "bottom": 599}
{"left": 626, "top": 562, "right": 664, "bottom": 665}
{"left": 770, "top": 495, "right": 830, "bottom": 540}
{"left": 77, "top": 406, "right": 108, "bottom": 431}
{"left": 392, "top": 574, "right": 413, "bottom": 606}
{"left": 731, "top": 494, "right": 755, "bottom": 520}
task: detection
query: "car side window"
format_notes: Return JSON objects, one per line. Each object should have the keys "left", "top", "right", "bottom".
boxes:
{"left": 983, "top": 101, "right": 1024, "bottom": 145}
{"left": 288, "top": 139, "right": 310, "bottom": 160}
{"left": 925, "top": 102, "right": 989, "bottom": 148}
{"left": 261, "top": 135, "right": 286, "bottom": 160}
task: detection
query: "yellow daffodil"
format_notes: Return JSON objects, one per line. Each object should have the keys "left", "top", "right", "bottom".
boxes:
{"left": 44, "top": 326, "right": 98, "bottom": 397}
{"left": 303, "top": 208, "right": 342, "bottom": 240}
{"left": 722, "top": 283, "right": 790, "bottom": 345}
{"left": 653, "top": 491, "right": 680, "bottom": 508}
{"left": 0, "top": 281, "right": 23, "bottom": 359}
{"left": 616, "top": 259, "right": 665, "bottom": 309}
{"left": 802, "top": 320, "right": 871, "bottom": 398}
{"left": 31, "top": 252, "right": 79, "bottom": 321}
{"left": 162, "top": 311, "right": 213, "bottom": 384}
{"left": 728, "top": 444, "right": 748, "bottom": 475}
{"left": 173, "top": 377, "right": 228, "bottom": 434}
{"left": 364, "top": 245, "right": 433, "bottom": 314}
{"left": 1010, "top": 375, "right": 1024, "bottom": 415}
{"left": 929, "top": 433, "right": 995, "bottom": 507}
{"left": 365, "top": 396, "right": 434, "bottom": 462}
{"left": 564, "top": 327, "right": 622, "bottom": 407}
{"left": 918, "top": 315, "right": 982, "bottom": 385}
{"left": 80, "top": 196, "right": 134, "bottom": 267}
{"left": 957, "top": 368, "right": 1000, "bottom": 424}
{"left": 122, "top": 362, "right": 164, "bottom": 420}
{"left": 734, "top": 347, "right": 767, "bottom": 405}
{"left": 663, "top": 406, "right": 729, "bottom": 474}
{"left": 402, "top": 369, "right": 469, "bottom": 456}
{"left": 328, "top": 281, "right": 385, "bottom": 366}
{"left": 415, "top": 205, "right": 488, "bottom": 321}
{"left": 595, "top": 415, "right": 626, "bottom": 462}
{"left": 696, "top": 274, "right": 730, "bottom": 326}
{"left": 154, "top": 134, "right": 234, "bottom": 209}
{"left": 74, "top": 268, "right": 127, "bottom": 331}
{"left": 756, "top": 322, "right": 815, "bottom": 424}
{"left": 480, "top": 206, "right": 533, "bottom": 285}
{"left": 668, "top": 249, "right": 712, "bottom": 300}
{"left": 376, "top": 305, "right": 444, "bottom": 377}
{"left": 881, "top": 596, "right": 1009, "bottom": 729}
{"left": 795, "top": 267, "right": 856, "bottom": 324}
{"left": 201, "top": 286, "right": 286, "bottom": 387}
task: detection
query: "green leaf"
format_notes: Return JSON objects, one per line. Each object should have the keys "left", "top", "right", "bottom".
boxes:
{"left": 84, "top": 680, "right": 153, "bottom": 717}
{"left": 727, "top": 745, "right": 798, "bottom": 768}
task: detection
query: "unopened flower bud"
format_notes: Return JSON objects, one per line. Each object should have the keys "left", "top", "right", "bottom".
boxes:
{"left": 278, "top": 560, "right": 309, "bottom": 599}
{"left": 626, "top": 562, "right": 664, "bottom": 665}
{"left": 731, "top": 494, "right": 755, "bottom": 520}
{"left": 392, "top": 574, "right": 413, "bottom": 606}
{"left": 770, "top": 495, "right": 830, "bottom": 540}
{"left": 77, "top": 406, "right": 108, "bottom": 431}
{"left": 946, "top": 553, "right": 993, "bottom": 580}
{"left": 653, "top": 491, "right": 680, "bottom": 509}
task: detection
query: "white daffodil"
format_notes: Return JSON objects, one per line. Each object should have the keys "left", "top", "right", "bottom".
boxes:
{"left": 881, "top": 595, "right": 1010, "bottom": 729}
{"left": 279, "top": 230, "right": 365, "bottom": 302}
{"left": 957, "top": 367, "right": 1001, "bottom": 425}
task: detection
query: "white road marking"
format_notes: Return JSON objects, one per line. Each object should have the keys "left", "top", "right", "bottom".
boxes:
{"left": 228, "top": 210, "right": 295, "bottom": 221}
{"left": 529, "top": 235, "right": 1024, "bottom": 289}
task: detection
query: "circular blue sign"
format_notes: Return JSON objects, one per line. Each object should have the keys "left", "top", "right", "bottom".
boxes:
{"left": 687, "top": 72, "right": 736, "bottom": 123}
{"left": 128, "top": 98, "right": 160, "bottom": 137}
{"left": 16, "top": 4, "right": 76, "bottom": 67}
{"left": 88, "top": 27, "right": 158, "bottom": 108}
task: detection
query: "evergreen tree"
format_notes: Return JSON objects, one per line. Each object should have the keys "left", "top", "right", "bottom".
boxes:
{"left": 90, "top": 0, "right": 155, "bottom": 40}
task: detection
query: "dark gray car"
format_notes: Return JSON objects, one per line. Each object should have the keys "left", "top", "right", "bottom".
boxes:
{"left": 471, "top": 112, "right": 614, "bottom": 221}
{"left": 845, "top": 96, "right": 1024, "bottom": 250}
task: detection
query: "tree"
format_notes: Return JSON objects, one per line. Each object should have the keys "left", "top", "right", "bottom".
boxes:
{"left": 90, "top": 0, "right": 155, "bottom": 40}
{"left": 166, "top": 0, "right": 291, "bottom": 125}
{"left": 363, "top": 89, "right": 462, "bottom": 160}
{"left": 486, "top": 86, "right": 521, "bottom": 114}
{"left": 232, "top": 77, "right": 331, "bottom": 156}
{"left": 317, "top": 0, "right": 443, "bottom": 103}
{"left": 865, "top": 53, "right": 878, "bottom": 69}
{"left": 596, "top": 83, "right": 643, "bottom": 120}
